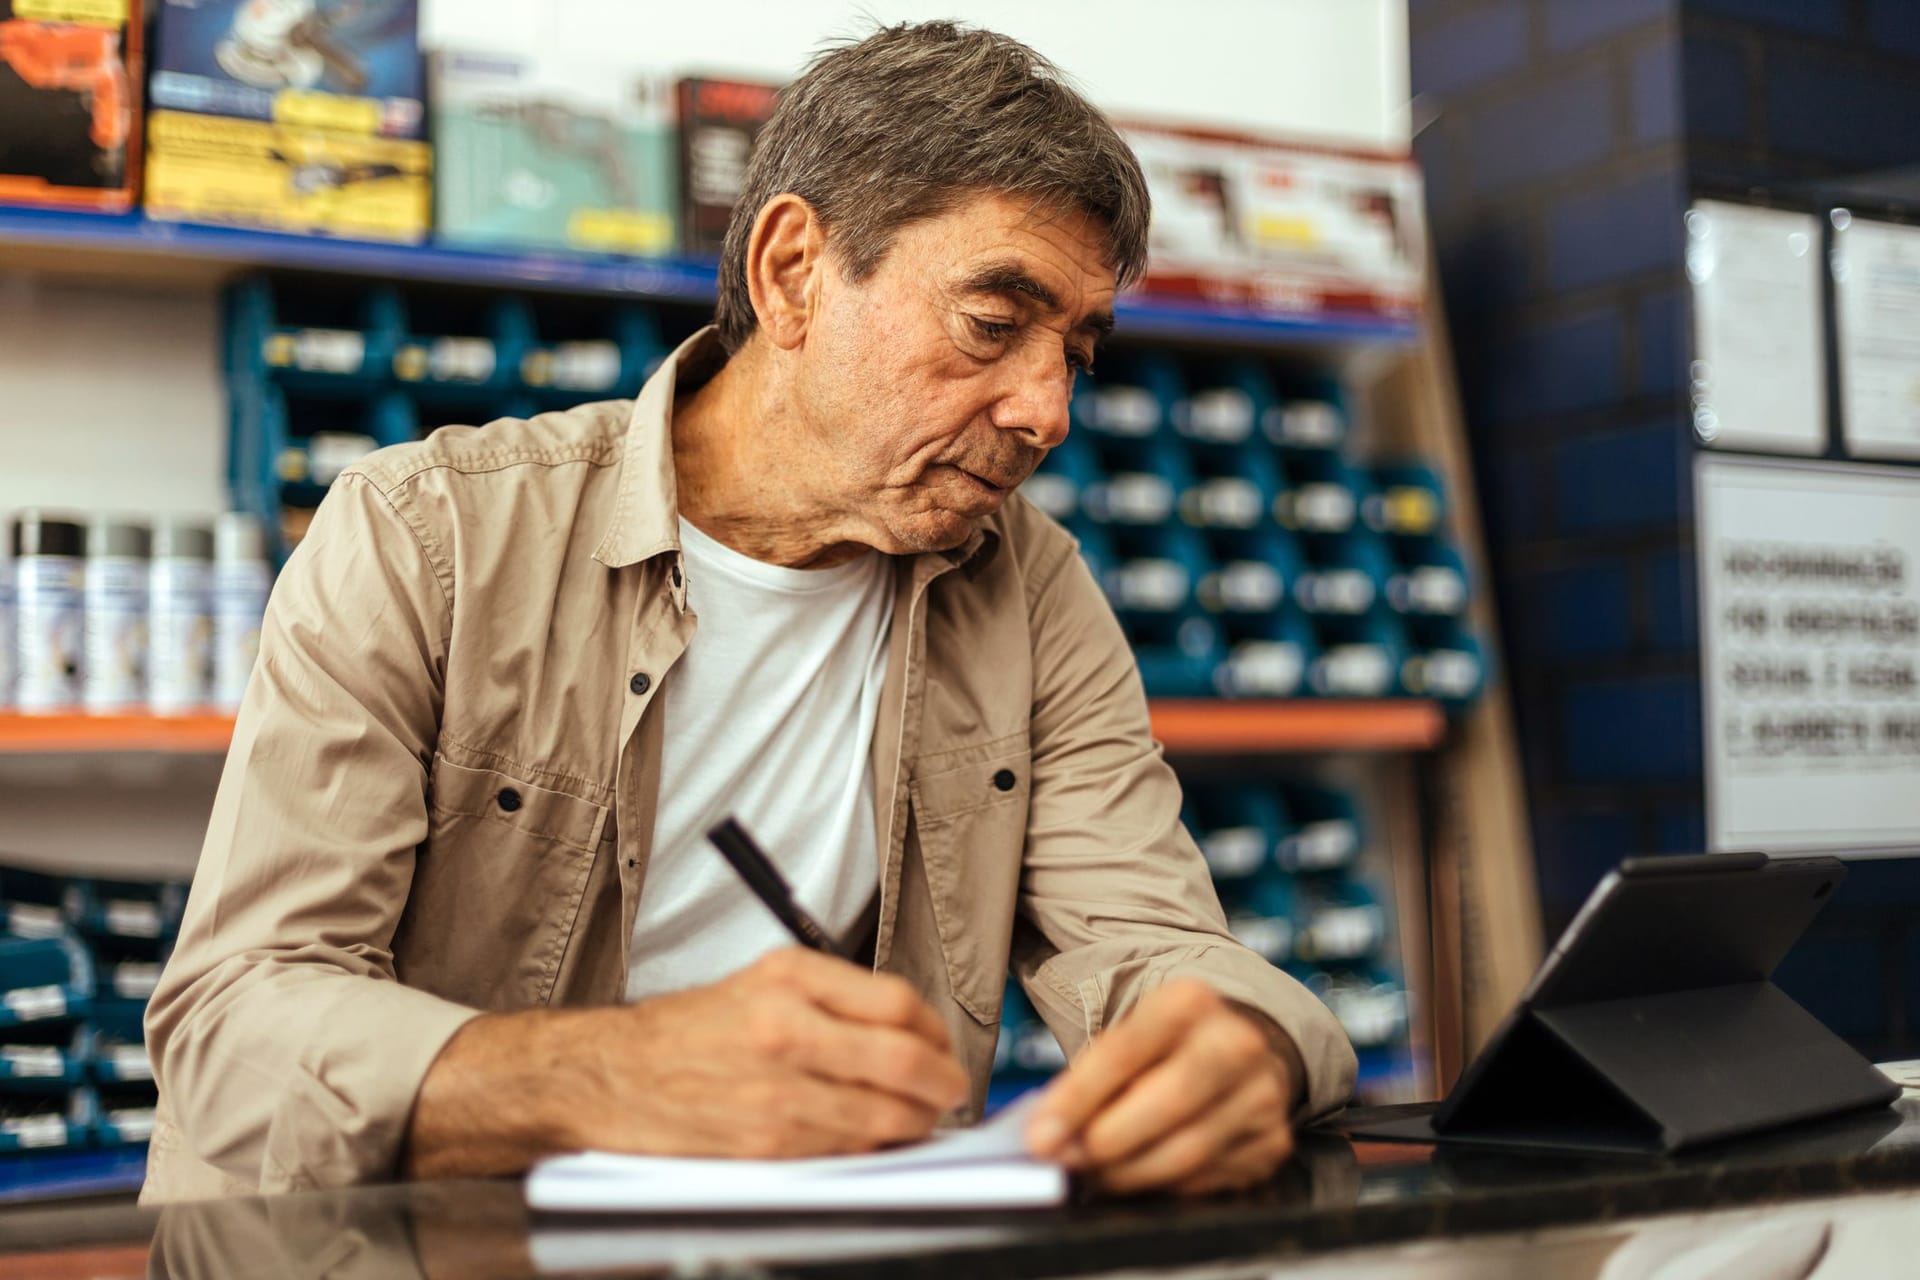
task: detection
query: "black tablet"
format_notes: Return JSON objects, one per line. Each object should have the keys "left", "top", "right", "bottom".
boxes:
{"left": 1346, "top": 852, "right": 1899, "bottom": 1154}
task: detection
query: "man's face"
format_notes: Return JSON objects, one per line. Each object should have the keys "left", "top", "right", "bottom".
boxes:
{"left": 791, "top": 192, "right": 1118, "bottom": 555}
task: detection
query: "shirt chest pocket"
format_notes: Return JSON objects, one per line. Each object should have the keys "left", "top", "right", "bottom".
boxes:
{"left": 395, "top": 754, "right": 611, "bottom": 1010}
{"left": 907, "top": 735, "right": 1031, "bottom": 1025}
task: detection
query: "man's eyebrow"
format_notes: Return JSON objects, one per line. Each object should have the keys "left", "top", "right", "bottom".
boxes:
{"left": 959, "top": 263, "right": 1117, "bottom": 339}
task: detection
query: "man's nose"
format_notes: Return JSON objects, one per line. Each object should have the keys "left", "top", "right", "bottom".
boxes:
{"left": 992, "top": 356, "right": 1074, "bottom": 451}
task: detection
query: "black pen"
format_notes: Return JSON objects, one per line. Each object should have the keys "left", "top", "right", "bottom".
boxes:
{"left": 707, "top": 817, "right": 854, "bottom": 962}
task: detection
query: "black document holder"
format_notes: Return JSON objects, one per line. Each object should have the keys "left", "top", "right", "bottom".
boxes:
{"left": 1348, "top": 853, "right": 1901, "bottom": 1155}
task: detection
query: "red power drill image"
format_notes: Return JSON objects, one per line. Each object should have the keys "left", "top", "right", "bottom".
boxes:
{"left": 0, "top": 19, "right": 131, "bottom": 178}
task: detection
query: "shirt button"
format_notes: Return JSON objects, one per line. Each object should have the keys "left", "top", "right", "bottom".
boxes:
{"left": 630, "top": 672, "right": 651, "bottom": 696}
{"left": 992, "top": 768, "right": 1017, "bottom": 793}
{"left": 670, "top": 564, "right": 683, "bottom": 588}
{"left": 497, "top": 788, "right": 522, "bottom": 813}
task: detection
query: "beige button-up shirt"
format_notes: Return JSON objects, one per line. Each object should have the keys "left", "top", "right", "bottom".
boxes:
{"left": 142, "top": 328, "right": 1355, "bottom": 1202}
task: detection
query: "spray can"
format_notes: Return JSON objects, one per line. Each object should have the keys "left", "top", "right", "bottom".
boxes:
{"left": 213, "top": 514, "right": 272, "bottom": 713}
{"left": 9, "top": 512, "right": 86, "bottom": 714}
{"left": 149, "top": 521, "right": 215, "bottom": 716}
{"left": 0, "top": 544, "right": 14, "bottom": 712}
{"left": 84, "top": 519, "right": 151, "bottom": 714}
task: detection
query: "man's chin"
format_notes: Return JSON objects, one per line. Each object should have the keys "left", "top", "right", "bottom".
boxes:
{"left": 885, "top": 510, "right": 980, "bottom": 556}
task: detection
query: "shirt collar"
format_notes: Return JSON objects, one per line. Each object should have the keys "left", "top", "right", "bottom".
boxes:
{"left": 593, "top": 324, "right": 1001, "bottom": 576}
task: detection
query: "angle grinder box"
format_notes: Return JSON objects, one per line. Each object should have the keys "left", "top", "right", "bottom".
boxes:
{"left": 432, "top": 50, "right": 677, "bottom": 257}
{"left": 150, "top": 0, "right": 424, "bottom": 138}
{"left": 676, "top": 76, "right": 779, "bottom": 255}
{"left": 0, "top": 0, "right": 144, "bottom": 212}
{"left": 145, "top": 109, "right": 428, "bottom": 241}
{"left": 144, "top": 0, "right": 428, "bottom": 241}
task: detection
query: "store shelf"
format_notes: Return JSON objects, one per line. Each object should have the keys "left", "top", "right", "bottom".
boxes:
{"left": 0, "top": 206, "right": 1420, "bottom": 347}
{"left": 0, "top": 702, "right": 1443, "bottom": 756}
{"left": 1148, "top": 699, "right": 1446, "bottom": 754}
{"left": 0, "top": 716, "right": 235, "bottom": 755}
{"left": 0, "top": 1147, "right": 146, "bottom": 1204}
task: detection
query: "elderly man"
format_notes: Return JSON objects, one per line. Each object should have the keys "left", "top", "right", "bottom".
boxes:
{"left": 143, "top": 21, "right": 1355, "bottom": 1203}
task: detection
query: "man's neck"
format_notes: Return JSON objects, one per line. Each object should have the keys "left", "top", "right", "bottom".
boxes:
{"left": 670, "top": 343, "right": 871, "bottom": 571}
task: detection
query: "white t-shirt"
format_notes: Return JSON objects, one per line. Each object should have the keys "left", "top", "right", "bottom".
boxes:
{"left": 624, "top": 517, "right": 896, "bottom": 1001}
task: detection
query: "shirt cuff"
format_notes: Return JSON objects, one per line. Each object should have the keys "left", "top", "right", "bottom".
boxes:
{"left": 260, "top": 980, "right": 483, "bottom": 1193}
{"left": 1157, "top": 945, "right": 1358, "bottom": 1122}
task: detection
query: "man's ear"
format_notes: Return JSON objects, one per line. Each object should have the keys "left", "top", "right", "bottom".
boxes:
{"left": 745, "top": 193, "right": 828, "bottom": 351}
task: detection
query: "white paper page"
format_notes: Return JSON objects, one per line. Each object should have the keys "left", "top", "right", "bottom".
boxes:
{"left": 1688, "top": 201, "right": 1828, "bottom": 456}
{"left": 527, "top": 1092, "right": 1067, "bottom": 1212}
{"left": 1834, "top": 214, "right": 1920, "bottom": 461}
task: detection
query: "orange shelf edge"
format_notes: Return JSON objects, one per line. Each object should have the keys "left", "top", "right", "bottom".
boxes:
{"left": 0, "top": 714, "right": 237, "bottom": 755}
{"left": 1148, "top": 699, "right": 1447, "bottom": 754}
{"left": 0, "top": 701, "right": 1444, "bottom": 757}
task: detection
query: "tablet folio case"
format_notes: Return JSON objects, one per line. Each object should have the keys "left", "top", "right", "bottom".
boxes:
{"left": 1346, "top": 854, "right": 1900, "bottom": 1155}
{"left": 1429, "top": 981, "right": 1897, "bottom": 1154}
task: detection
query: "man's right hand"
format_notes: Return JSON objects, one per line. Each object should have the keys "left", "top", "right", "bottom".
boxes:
{"left": 403, "top": 948, "right": 970, "bottom": 1178}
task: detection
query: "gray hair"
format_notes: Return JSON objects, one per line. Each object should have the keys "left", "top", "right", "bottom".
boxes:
{"left": 713, "top": 21, "right": 1151, "bottom": 353}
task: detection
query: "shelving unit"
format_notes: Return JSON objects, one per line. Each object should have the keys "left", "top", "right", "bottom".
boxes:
{"left": 0, "top": 201, "right": 1536, "bottom": 1123}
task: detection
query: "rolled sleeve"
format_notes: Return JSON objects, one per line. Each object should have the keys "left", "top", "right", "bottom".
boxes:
{"left": 145, "top": 474, "right": 478, "bottom": 1195}
{"left": 1012, "top": 535, "right": 1357, "bottom": 1121}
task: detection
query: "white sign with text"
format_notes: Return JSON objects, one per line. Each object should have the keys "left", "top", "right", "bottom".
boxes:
{"left": 1698, "top": 455, "right": 1920, "bottom": 853}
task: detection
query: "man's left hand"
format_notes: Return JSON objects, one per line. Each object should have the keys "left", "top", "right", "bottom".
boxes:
{"left": 1024, "top": 980, "right": 1302, "bottom": 1196}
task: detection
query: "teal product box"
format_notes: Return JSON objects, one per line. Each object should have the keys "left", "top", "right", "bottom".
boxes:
{"left": 432, "top": 50, "right": 678, "bottom": 257}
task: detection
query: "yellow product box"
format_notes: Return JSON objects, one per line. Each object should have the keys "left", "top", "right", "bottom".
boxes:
{"left": 144, "top": 109, "right": 429, "bottom": 243}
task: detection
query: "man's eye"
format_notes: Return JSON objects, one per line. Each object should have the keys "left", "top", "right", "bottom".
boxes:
{"left": 1067, "top": 348, "right": 1095, "bottom": 374}
{"left": 970, "top": 317, "right": 1016, "bottom": 342}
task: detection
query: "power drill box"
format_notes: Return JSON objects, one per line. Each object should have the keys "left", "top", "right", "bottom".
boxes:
{"left": 676, "top": 77, "right": 779, "bottom": 255}
{"left": 144, "top": 0, "right": 429, "bottom": 241}
{"left": 431, "top": 50, "right": 677, "bottom": 258}
{"left": 0, "top": 0, "right": 145, "bottom": 213}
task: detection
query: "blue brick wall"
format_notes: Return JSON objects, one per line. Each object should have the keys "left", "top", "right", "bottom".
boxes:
{"left": 1413, "top": 0, "right": 1694, "bottom": 930}
{"left": 1655, "top": 804, "right": 1706, "bottom": 853}
{"left": 1562, "top": 676, "right": 1701, "bottom": 783}
{"left": 1645, "top": 548, "right": 1698, "bottom": 651}
{"left": 1547, "top": 169, "right": 1685, "bottom": 291}
{"left": 1679, "top": 31, "right": 1750, "bottom": 143}
{"left": 1415, "top": 0, "right": 1920, "bottom": 1048}
{"left": 1636, "top": 289, "right": 1686, "bottom": 396}
{"left": 1554, "top": 419, "right": 1688, "bottom": 535}
{"left": 1630, "top": 39, "right": 1683, "bottom": 143}
{"left": 1412, "top": 1, "right": 1532, "bottom": 97}
{"left": 1869, "top": 0, "right": 1920, "bottom": 58}
{"left": 1527, "top": 562, "right": 1634, "bottom": 659}
{"left": 1776, "top": 936, "right": 1887, "bottom": 1043}
{"left": 1689, "top": 0, "right": 1851, "bottom": 37}
{"left": 1545, "top": 0, "right": 1673, "bottom": 52}
{"left": 1534, "top": 810, "right": 1640, "bottom": 911}
{"left": 1462, "top": 68, "right": 1618, "bottom": 194}
{"left": 1767, "top": 46, "right": 1920, "bottom": 169}
{"left": 1484, "top": 305, "right": 1627, "bottom": 425}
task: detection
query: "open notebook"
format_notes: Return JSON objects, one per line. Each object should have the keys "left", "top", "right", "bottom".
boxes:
{"left": 526, "top": 1093, "right": 1068, "bottom": 1212}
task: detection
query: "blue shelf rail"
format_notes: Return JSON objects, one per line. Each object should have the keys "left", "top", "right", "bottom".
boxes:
{"left": 0, "top": 205, "right": 1420, "bottom": 347}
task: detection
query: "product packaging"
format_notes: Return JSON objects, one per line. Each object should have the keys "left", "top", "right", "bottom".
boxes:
{"left": 145, "top": 0, "right": 429, "bottom": 241}
{"left": 1121, "top": 122, "right": 1425, "bottom": 322}
{"left": 433, "top": 50, "right": 677, "bottom": 257}
{"left": 0, "top": 0, "right": 143, "bottom": 212}
{"left": 676, "top": 76, "right": 779, "bottom": 255}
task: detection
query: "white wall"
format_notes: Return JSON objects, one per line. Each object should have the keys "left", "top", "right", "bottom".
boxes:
{"left": 423, "top": 0, "right": 1411, "bottom": 149}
